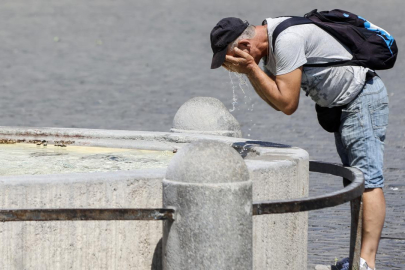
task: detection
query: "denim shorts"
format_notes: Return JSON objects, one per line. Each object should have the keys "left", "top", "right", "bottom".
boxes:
{"left": 334, "top": 76, "right": 389, "bottom": 189}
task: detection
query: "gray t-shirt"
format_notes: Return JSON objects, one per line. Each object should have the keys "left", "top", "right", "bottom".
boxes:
{"left": 263, "top": 17, "right": 369, "bottom": 107}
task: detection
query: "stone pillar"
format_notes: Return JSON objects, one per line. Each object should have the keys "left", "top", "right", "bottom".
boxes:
{"left": 171, "top": 97, "right": 242, "bottom": 137}
{"left": 162, "top": 140, "right": 252, "bottom": 270}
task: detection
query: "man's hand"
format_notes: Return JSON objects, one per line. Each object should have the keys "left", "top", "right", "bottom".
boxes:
{"left": 222, "top": 47, "right": 302, "bottom": 115}
{"left": 222, "top": 48, "right": 257, "bottom": 75}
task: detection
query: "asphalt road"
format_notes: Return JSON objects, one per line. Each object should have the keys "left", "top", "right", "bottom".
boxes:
{"left": 0, "top": 1, "right": 404, "bottom": 269}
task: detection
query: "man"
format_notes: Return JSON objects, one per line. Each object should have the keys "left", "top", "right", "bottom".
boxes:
{"left": 210, "top": 17, "right": 389, "bottom": 270}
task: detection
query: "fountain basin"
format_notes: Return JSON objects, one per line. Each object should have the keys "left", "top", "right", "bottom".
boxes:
{"left": 0, "top": 126, "right": 309, "bottom": 270}
{"left": 0, "top": 143, "right": 174, "bottom": 176}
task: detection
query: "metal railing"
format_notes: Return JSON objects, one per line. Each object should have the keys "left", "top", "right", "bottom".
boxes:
{"left": 253, "top": 160, "right": 364, "bottom": 270}
{"left": 0, "top": 208, "right": 175, "bottom": 222}
{"left": 0, "top": 160, "right": 364, "bottom": 270}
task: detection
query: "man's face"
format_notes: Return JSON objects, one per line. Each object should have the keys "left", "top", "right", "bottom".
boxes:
{"left": 226, "top": 41, "right": 260, "bottom": 64}
{"left": 227, "top": 42, "right": 249, "bottom": 56}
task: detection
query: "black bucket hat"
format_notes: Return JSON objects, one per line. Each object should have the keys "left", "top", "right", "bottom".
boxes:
{"left": 210, "top": 17, "right": 249, "bottom": 69}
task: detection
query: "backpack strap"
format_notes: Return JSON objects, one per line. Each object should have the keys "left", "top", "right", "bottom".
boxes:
{"left": 271, "top": 17, "right": 362, "bottom": 68}
{"left": 272, "top": 17, "right": 312, "bottom": 52}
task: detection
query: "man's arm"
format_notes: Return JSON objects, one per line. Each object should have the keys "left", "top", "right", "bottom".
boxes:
{"left": 224, "top": 61, "right": 280, "bottom": 110}
{"left": 251, "top": 78, "right": 281, "bottom": 111}
{"left": 248, "top": 64, "right": 302, "bottom": 115}
{"left": 224, "top": 48, "right": 302, "bottom": 115}
{"left": 248, "top": 68, "right": 280, "bottom": 111}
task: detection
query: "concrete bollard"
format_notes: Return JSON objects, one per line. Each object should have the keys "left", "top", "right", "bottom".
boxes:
{"left": 171, "top": 97, "right": 242, "bottom": 137}
{"left": 162, "top": 140, "right": 252, "bottom": 270}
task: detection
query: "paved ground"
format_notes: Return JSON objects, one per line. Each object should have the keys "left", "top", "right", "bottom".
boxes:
{"left": 0, "top": 1, "right": 404, "bottom": 269}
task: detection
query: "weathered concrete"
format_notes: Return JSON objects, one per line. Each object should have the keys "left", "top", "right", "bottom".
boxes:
{"left": 171, "top": 97, "right": 242, "bottom": 137}
{"left": 162, "top": 140, "right": 252, "bottom": 270}
{"left": 0, "top": 127, "right": 308, "bottom": 270}
{"left": 0, "top": 169, "right": 166, "bottom": 270}
{"left": 246, "top": 158, "right": 308, "bottom": 270}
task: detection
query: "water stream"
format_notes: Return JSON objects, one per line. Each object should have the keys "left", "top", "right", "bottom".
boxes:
{"left": 228, "top": 71, "right": 256, "bottom": 137}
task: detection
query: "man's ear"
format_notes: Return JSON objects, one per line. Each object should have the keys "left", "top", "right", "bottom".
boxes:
{"left": 237, "top": 39, "right": 251, "bottom": 53}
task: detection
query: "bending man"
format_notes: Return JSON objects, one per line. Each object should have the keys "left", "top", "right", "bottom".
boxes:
{"left": 210, "top": 17, "right": 388, "bottom": 270}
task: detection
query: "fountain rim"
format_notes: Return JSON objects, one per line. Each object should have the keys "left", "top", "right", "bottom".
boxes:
{"left": 0, "top": 125, "right": 308, "bottom": 180}
{"left": 0, "top": 126, "right": 304, "bottom": 154}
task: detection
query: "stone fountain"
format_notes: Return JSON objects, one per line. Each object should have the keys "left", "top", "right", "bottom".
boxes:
{"left": 0, "top": 97, "right": 308, "bottom": 270}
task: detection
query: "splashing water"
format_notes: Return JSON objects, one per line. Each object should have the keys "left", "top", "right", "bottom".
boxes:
{"left": 228, "top": 71, "right": 256, "bottom": 138}
{"left": 228, "top": 71, "right": 238, "bottom": 112}
{"left": 228, "top": 71, "right": 255, "bottom": 112}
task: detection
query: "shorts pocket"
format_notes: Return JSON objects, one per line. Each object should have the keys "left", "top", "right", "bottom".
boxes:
{"left": 369, "top": 97, "right": 389, "bottom": 142}
{"left": 341, "top": 102, "right": 361, "bottom": 123}
{"left": 340, "top": 105, "right": 364, "bottom": 151}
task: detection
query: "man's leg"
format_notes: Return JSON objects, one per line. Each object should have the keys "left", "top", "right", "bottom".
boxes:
{"left": 335, "top": 133, "right": 386, "bottom": 270}
{"left": 334, "top": 77, "right": 389, "bottom": 269}
{"left": 361, "top": 188, "right": 386, "bottom": 269}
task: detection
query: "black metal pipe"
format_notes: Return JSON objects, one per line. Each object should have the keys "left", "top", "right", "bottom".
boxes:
{"left": 252, "top": 161, "right": 364, "bottom": 215}
{"left": 0, "top": 208, "right": 175, "bottom": 222}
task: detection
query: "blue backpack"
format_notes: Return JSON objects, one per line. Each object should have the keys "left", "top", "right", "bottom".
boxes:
{"left": 272, "top": 9, "right": 398, "bottom": 70}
